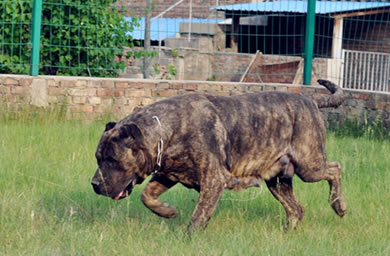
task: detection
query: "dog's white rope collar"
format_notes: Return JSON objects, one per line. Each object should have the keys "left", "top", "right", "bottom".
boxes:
{"left": 152, "top": 116, "right": 164, "bottom": 173}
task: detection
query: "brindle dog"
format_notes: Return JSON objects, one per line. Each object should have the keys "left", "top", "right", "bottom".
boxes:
{"left": 91, "top": 79, "right": 347, "bottom": 231}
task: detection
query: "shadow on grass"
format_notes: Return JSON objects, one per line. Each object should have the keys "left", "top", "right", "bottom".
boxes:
{"left": 34, "top": 180, "right": 284, "bottom": 231}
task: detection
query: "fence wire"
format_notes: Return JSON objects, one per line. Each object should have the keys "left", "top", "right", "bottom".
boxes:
{"left": 0, "top": 0, "right": 32, "bottom": 74}
{"left": 1, "top": 0, "right": 390, "bottom": 92}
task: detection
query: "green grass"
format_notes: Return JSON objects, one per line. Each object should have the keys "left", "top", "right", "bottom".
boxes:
{"left": 1, "top": 110, "right": 390, "bottom": 255}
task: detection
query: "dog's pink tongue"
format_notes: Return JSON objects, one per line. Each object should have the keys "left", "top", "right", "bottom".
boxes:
{"left": 113, "top": 191, "right": 124, "bottom": 200}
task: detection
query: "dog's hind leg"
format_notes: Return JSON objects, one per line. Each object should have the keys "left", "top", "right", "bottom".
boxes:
{"left": 295, "top": 160, "right": 347, "bottom": 217}
{"left": 325, "top": 161, "right": 347, "bottom": 217}
{"left": 266, "top": 176, "right": 305, "bottom": 229}
{"left": 141, "top": 175, "right": 178, "bottom": 218}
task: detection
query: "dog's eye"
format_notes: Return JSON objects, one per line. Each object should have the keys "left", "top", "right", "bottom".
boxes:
{"left": 106, "top": 156, "right": 116, "bottom": 163}
{"left": 112, "top": 137, "right": 120, "bottom": 143}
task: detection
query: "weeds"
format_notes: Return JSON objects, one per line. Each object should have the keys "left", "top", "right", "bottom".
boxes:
{"left": 328, "top": 115, "right": 390, "bottom": 140}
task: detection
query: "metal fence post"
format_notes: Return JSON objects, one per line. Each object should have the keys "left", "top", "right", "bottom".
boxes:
{"left": 303, "top": 0, "right": 316, "bottom": 85}
{"left": 31, "top": 0, "right": 43, "bottom": 76}
{"left": 143, "top": 0, "right": 152, "bottom": 79}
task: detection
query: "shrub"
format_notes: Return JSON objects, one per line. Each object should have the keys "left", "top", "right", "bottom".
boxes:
{"left": 0, "top": 0, "right": 139, "bottom": 77}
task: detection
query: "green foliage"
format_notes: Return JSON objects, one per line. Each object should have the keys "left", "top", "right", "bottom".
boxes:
{"left": 153, "top": 63, "right": 161, "bottom": 75}
{"left": 171, "top": 48, "right": 180, "bottom": 58}
{"left": 127, "top": 49, "right": 157, "bottom": 59}
{"left": 153, "top": 63, "right": 177, "bottom": 80}
{"left": 0, "top": 0, "right": 32, "bottom": 74}
{"left": 207, "top": 75, "right": 216, "bottom": 81}
{"left": 0, "top": 0, "right": 141, "bottom": 77}
{"left": 167, "top": 64, "right": 177, "bottom": 76}
{"left": 328, "top": 115, "right": 390, "bottom": 140}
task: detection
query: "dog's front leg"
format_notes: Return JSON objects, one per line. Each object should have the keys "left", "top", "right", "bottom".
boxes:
{"left": 187, "top": 171, "right": 225, "bottom": 232}
{"left": 141, "top": 175, "right": 178, "bottom": 218}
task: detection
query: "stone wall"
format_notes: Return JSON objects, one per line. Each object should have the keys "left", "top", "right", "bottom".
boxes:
{"left": 1, "top": 74, "right": 390, "bottom": 128}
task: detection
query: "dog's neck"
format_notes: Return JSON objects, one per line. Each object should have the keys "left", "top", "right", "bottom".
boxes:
{"left": 152, "top": 116, "right": 164, "bottom": 174}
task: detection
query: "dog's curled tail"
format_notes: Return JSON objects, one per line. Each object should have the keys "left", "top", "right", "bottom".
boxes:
{"left": 313, "top": 79, "right": 344, "bottom": 108}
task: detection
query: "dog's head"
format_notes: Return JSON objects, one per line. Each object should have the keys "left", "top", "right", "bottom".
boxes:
{"left": 91, "top": 122, "right": 150, "bottom": 200}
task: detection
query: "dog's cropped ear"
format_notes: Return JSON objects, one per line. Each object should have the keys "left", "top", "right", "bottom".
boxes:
{"left": 119, "top": 124, "right": 143, "bottom": 141}
{"left": 105, "top": 122, "right": 117, "bottom": 132}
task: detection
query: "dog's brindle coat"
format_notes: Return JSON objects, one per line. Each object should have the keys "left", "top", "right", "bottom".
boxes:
{"left": 91, "top": 80, "right": 347, "bottom": 230}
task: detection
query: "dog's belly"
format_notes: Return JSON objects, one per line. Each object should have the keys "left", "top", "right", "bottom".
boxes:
{"left": 230, "top": 147, "right": 289, "bottom": 180}
{"left": 230, "top": 159, "right": 279, "bottom": 181}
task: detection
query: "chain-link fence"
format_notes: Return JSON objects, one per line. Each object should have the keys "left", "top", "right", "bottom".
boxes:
{"left": 1, "top": 0, "right": 390, "bottom": 91}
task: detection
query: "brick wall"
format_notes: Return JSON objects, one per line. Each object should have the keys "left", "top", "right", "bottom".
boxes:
{"left": 344, "top": 18, "right": 390, "bottom": 54}
{"left": 1, "top": 74, "right": 390, "bottom": 129}
{"left": 212, "top": 53, "right": 307, "bottom": 83}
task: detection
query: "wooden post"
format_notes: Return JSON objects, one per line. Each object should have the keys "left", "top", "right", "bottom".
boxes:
{"left": 240, "top": 50, "right": 261, "bottom": 82}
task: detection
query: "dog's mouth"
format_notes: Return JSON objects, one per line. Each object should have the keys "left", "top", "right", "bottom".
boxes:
{"left": 112, "top": 178, "right": 137, "bottom": 200}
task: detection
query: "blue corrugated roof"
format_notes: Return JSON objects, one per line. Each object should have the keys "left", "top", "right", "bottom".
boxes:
{"left": 215, "top": 1, "right": 390, "bottom": 14}
{"left": 126, "top": 17, "right": 223, "bottom": 41}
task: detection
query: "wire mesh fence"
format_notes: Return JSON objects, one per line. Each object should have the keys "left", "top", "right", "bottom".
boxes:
{"left": 1, "top": 0, "right": 390, "bottom": 91}
{"left": 0, "top": 0, "right": 32, "bottom": 74}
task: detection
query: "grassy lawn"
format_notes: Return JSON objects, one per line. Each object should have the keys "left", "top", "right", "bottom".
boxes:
{"left": 1, "top": 111, "right": 389, "bottom": 255}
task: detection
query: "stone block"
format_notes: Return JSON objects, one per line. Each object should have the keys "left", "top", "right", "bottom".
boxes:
{"left": 48, "top": 87, "right": 66, "bottom": 96}
{"left": 47, "top": 79, "right": 58, "bottom": 87}
{"left": 157, "top": 81, "right": 170, "bottom": 89}
{"left": 125, "top": 89, "right": 151, "bottom": 97}
{"left": 101, "top": 98, "right": 114, "bottom": 107}
{"left": 93, "top": 105, "right": 106, "bottom": 113}
{"left": 356, "top": 92, "right": 371, "bottom": 100}
{"left": 91, "top": 80, "right": 102, "bottom": 87}
{"left": 102, "top": 80, "right": 115, "bottom": 88}
{"left": 75, "top": 80, "right": 88, "bottom": 87}
{"left": 88, "top": 97, "right": 101, "bottom": 105}
{"left": 275, "top": 86, "right": 287, "bottom": 92}
{"left": 113, "top": 89, "right": 125, "bottom": 97}
{"left": 69, "top": 88, "right": 96, "bottom": 96}
{"left": 61, "top": 80, "right": 76, "bottom": 88}
{"left": 116, "top": 82, "right": 129, "bottom": 88}
{"left": 248, "top": 85, "right": 263, "bottom": 92}
{"left": 263, "top": 86, "right": 276, "bottom": 91}
{"left": 97, "top": 88, "right": 113, "bottom": 97}
{"left": 5, "top": 95, "right": 17, "bottom": 103}
{"left": 197, "top": 83, "right": 212, "bottom": 91}
{"left": 20, "top": 78, "right": 32, "bottom": 87}
{"left": 30, "top": 79, "right": 48, "bottom": 107}
{"left": 81, "top": 105, "right": 94, "bottom": 113}
{"left": 215, "top": 91, "right": 231, "bottom": 96}
{"left": 169, "top": 83, "right": 183, "bottom": 90}
{"left": 151, "top": 89, "right": 178, "bottom": 98}
{"left": 11, "top": 86, "right": 28, "bottom": 95}
{"left": 142, "top": 98, "right": 156, "bottom": 106}
{"left": 4, "top": 78, "right": 18, "bottom": 85}
{"left": 48, "top": 96, "right": 60, "bottom": 103}
{"left": 130, "top": 82, "right": 156, "bottom": 89}
{"left": 183, "top": 83, "right": 198, "bottom": 91}
{"left": 287, "top": 87, "right": 301, "bottom": 94}
{"left": 114, "top": 97, "right": 127, "bottom": 105}
{"left": 73, "top": 96, "right": 87, "bottom": 104}
{"left": 0, "top": 86, "right": 10, "bottom": 94}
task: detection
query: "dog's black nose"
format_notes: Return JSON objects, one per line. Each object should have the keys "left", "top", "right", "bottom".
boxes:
{"left": 91, "top": 180, "right": 101, "bottom": 195}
